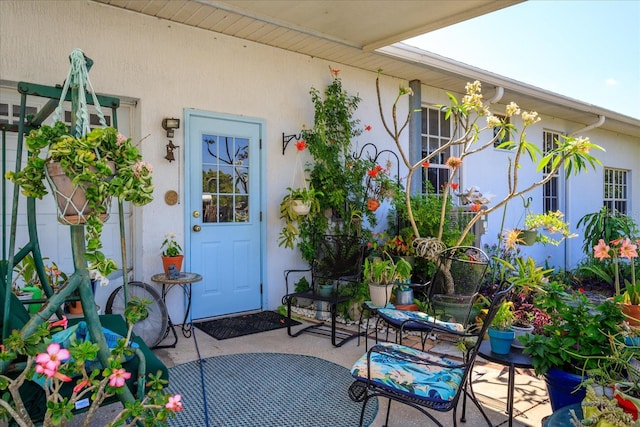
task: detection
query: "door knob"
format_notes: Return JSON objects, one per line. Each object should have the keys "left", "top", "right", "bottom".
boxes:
{"left": 193, "top": 225, "right": 201, "bottom": 232}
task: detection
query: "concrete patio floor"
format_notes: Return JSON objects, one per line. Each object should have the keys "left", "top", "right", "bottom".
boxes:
{"left": 71, "top": 314, "right": 553, "bottom": 426}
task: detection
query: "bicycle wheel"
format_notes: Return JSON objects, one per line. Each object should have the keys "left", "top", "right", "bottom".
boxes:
{"left": 106, "top": 281, "right": 168, "bottom": 348}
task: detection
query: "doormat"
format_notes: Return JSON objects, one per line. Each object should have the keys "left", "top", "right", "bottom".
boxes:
{"left": 194, "top": 311, "right": 300, "bottom": 340}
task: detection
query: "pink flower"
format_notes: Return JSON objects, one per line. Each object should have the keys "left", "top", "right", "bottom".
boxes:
{"left": 116, "top": 133, "right": 128, "bottom": 146}
{"left": 165, "top": 394, "right": 183, "bottom": 412}
{"left": 593, "top": 239, "right": 611, "bottom": 261}
{"left": 619, "top": 238, "right": 638, "bottom": 260}
{"left": 108, "top": 368, "right": 131, "bottom": 388}
{"left": 35, "top": 343, "right": 70, "bottom": 373}
{"left": 35, "top": 363, "right": 71, "bottom": 382}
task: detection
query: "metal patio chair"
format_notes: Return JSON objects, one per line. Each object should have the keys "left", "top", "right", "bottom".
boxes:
{"left": 349, "top": 283, "right": 512, "bottom": 427}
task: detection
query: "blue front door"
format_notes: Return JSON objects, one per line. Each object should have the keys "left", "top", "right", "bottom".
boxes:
{"left": 185, "top": 110, "right": 263, "bottom": 319}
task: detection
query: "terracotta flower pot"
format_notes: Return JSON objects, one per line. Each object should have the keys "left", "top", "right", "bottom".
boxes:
{"left": 367, "top": 199, "right": 380, "bottom": 212}
{"left": 162, "top": 255, "right": 184, "bottom": 275}
{"left": 46, "top": 161, "right": 114, "bottom": 224}
{"left": 621, "top": 303, "right": 640, "bottom": 326}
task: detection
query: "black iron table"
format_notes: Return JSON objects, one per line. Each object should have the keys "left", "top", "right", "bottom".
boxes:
{"left": 150, "top": 272, "right": 202, "bottom": 348}
{"left": 477, "top": 340, "right": 534, "bottom": 427}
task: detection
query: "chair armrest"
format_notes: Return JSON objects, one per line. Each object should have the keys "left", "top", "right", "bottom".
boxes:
{"left": 284, "top": 268, "right": 311, "bottom": 294}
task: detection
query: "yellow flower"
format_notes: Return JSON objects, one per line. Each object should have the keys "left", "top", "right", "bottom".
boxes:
{"left": 505, "top": 102, "right": 520, "bottom": 117}
{"left": 487, "top": 115, "right": 501, "bottom": 128}
{"left": 522, "top": 111, "right": 541, "bottom": 126}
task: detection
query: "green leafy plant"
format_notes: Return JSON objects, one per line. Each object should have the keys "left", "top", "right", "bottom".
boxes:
{"left": 363, "top": 254, "right": 412, "bottom": 286}
{"left": 294, "top": 68, "right": 380, "bottom": 262}
{"left": 278, "top": 186, "right": 323, "bottom": 249}
{"left": 521, "top": 281, "right": 625, "bottom": 376}
{"left": 524, "top": 210, "right": 576, "bottom": 246}
{"left": 0, "top": 298, "right": 181, "bottom": 426}
{"left": 6, "top": 122, "right": 154, "bottom": 276}
{"left": 160, "top": 232, "right": 183, "bottom": 257}
{"left": 577, "top": 207, "right": 639, "bottom": 256}
{"left": 490, "top": 300, "right": 515, "bottom": 331}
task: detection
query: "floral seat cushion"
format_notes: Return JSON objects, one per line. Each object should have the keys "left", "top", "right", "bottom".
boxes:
{"left": 350, "top": 342, "right": 463, "bottom": 403}
{"left": 377, "top": 308, "right": 464, "bottom": 332}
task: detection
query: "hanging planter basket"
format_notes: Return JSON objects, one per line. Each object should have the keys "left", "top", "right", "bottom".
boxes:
{"left": 291, "top": 200, "right": 311, "bottom": 216}
{"left": 45, "top": 161, "right": 114, "bottom": 225}
{"left": 517, "top": 229, "right": 538, "bottom": 246}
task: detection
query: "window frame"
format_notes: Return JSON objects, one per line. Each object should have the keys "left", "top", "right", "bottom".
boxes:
{"left": 603, "top": 167, "right": 629, "bottom": 214}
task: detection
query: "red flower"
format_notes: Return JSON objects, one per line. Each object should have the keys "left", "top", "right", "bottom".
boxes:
{"left": 295, "top": 140, "right": 307, "bottom": 151}
{"left": 73, "top": 379, "right": 91, "bottom": 393}
{"left": 331, "top": 68, "right": 340, "bottom": 76}
{"left": 469, "top": 203, "right": 482, "bottom": 212}
{"left": 367, "top": 164, "right": 384, "bottom": 178}
{"left": 364, "top": 125, "right": 372, "bottom": 131}
{"left": 49, "top": 316, "right": 68, "bottom": 330}
{"left": 451, "top": 183, "right": 459, "bottom": 190}
{"left": 579, "top": 288, "right": 585, "bottom": 293}
{"left": 422, "top": 161, "right": 430, "bottom": 168}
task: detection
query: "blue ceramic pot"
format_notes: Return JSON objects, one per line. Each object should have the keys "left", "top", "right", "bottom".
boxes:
{"left": 487, "top": 327, "right": 515, "bottom": 355}
{"left": 544, "top": 368, "right": 586, "bottom": 411}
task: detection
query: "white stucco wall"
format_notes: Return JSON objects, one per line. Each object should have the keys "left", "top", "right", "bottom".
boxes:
{"left": 0, "top": 0, "right": 408, "bottom": 319}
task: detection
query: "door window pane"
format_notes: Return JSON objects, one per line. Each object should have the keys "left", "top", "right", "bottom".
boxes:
{"left": 202, "top": 134, "right": 250, "bottom": 223}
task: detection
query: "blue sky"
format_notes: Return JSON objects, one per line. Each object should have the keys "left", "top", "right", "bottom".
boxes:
{"left": 404, "top": 0, "right": 640, "bottom": 119}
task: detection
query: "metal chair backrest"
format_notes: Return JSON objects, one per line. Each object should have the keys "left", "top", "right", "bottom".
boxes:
{"left": 312, "top": 234, "right": 364, "bottom": 283}
{"left": 427, "top": 246, "right": 489, "bottom": 325}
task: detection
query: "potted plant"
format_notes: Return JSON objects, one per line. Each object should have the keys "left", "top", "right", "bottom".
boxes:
{"left": 161, "top": 232, "right": 184, "bottom": 275}
{"left": 570, "top": 385, "right": 636, "bottom": 427}
{"left": 487, "top": 300, "right": 515, "bottom": 355}
{"left": 0, "top": 299, "right": 182, "bottom": 426}
{"left": 565, "top": 325, "right": 640, "bottom": 423}
{"left": 6, "top": 122, "right": 154, "bottom": 276}
{"left": 521, "top": 210, "right": 576, "bottom": 246}
{"left": 363, "top": 254, "right": 411, "bottom": 307}
{"left": 520, "top": 281, "right": 625, "bottom": 411}
{"left": 278, "top": 186, "right": 322, "bottom": 249}
{"left": 623, "top": 280, "right": 640, "bottom": 326}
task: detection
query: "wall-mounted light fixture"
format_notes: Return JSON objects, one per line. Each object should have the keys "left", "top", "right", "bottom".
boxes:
{"left": 161, "top": 118, "right": 180, "bottom": 138}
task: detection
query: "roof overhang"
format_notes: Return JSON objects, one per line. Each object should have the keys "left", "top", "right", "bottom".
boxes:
{"left": 93, "top": 0, "right": 639, "bottom": 138}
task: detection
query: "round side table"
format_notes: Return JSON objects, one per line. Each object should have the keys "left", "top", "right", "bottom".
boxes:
{"left": 150, "top": 272, "right": 202, "bottom": 348}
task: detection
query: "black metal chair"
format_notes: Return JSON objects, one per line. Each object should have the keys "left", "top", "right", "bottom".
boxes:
{"left": 349, "top": 283, "right": 513, "bottom": 427}
{"left": 374, "top": 246, "right": 489, "bottom": 347}
{"left": 282, "top": 234, "right": 365, "bottom": 346}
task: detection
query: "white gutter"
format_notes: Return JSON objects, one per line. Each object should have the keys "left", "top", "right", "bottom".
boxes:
{"left": 569, "top": 115, "right": 606, "bottom": 137}
{"left": 487, "top": 86, "right": 504, "bottom": 105}
{"left": 564, "top": 114, "right": 606, "bottom": 271}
